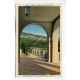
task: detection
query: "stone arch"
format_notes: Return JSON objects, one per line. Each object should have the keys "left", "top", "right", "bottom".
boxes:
{"left": 20, "top": 22, "right": 49, "bottom": 37}
{"left": 19, "top": 22, "right": 49, "bottom": 61}
{"left": 19, "top": 21, "right": 50, "bottom": 37}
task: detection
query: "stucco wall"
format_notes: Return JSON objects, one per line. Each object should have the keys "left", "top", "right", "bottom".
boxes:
{"left": 52, "top": 28, "right": 60, "bottom": 66}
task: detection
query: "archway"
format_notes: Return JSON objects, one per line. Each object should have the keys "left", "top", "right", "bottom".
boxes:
{"left": 19, "top": 23, "right": 49, "bottom": 62}
{"left": 51, "top": 16, "right": 60, "bottom": 65}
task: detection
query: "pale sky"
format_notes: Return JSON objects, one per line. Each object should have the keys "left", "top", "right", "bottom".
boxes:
{"left": 22, "top": 23, "right": 47, "bottom": 37}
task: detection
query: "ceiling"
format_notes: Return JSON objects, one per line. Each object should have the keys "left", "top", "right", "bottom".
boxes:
{"left": 19, "top": 6, "right": 60, "bottom": 22}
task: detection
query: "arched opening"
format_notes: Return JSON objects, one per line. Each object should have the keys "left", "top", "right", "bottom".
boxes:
{"left": 19, "top": 23, "right": 49, "bottom": 62}
{"left": 51, "top": 16, "right": 60, "bottom": 65}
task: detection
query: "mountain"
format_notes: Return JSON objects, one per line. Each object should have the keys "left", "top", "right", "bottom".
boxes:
{"left": 20, "top": 32, "right": 47, "bottom": 41}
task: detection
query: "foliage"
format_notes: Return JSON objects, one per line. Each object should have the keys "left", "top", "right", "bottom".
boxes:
{"left": 20, "top": 37, "right": 48, "bottom": 52}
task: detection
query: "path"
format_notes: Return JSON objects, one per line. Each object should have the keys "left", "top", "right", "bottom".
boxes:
{"left": 19, "top": 54, "right": 60, "bottom": 75}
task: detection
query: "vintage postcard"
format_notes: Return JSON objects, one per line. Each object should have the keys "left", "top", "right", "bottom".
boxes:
{"left": 16, "top": 5, "right": 61, "bottom": 76}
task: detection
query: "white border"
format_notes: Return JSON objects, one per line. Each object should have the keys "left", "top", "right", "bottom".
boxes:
{"left": 15, "top": 4, "right": 64, "bottom": 80}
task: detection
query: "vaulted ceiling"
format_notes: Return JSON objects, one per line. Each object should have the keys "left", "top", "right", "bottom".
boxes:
{"left": 19, "top": 6, "right": 60, "bottom": 22}
{"left": 18, "top": 6, "right": 60, "bottom": 35}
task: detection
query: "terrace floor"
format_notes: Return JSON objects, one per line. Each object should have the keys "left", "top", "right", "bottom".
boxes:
{"left": 19, "top": 53, "right": 60, "bottom": 75}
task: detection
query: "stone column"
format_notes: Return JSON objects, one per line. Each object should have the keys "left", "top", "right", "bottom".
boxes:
{"left": 39, "top": 48, "right": 41, "bottom": 56}
{"left": 32, "top": 49, "right": 33, "bottom": 54}
{"left": 31, "top": 48, "right": 33, "bottom": 54}
{"left": 35, "top": 48, "right": 37, "bottom": 56}
{"left": 20, "top": 49, "right": 22, "bottom": 56}
{"left": 33, "top": 49, "right": 35, "bottom": 55}
{"left": 36, "top": 48, "right": 38, "bottom": 56}
{"left": 48, "top": 36, "right": 51, "bottom": 63}
{"left": 37, "top": 48, "right": 39, "bottom": 56}
{"left": 42, "top": 50, "right": 44, "bottom": 57}
{"left": 32, "top": 48, "right": 34, "bottom": 55}
{"left": 52, "top": 28, "right": 60, "bottom": 66}
{"left": 38, "top": 48, "right": 40, "bottom": 56}
{"left": 34, "top": 48, "right": 36, "bottom": 55}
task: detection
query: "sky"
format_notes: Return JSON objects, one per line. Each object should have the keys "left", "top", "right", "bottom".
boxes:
{"left": 22, "top": 23, "right": 47, "bottom": 36}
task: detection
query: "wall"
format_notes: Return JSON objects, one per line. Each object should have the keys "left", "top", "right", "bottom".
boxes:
{"left": 52, "top": 18, "right": 60, "bottom": 66}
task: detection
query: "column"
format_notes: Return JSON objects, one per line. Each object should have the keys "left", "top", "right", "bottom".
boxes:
{"left": 38, "top": 48, "right": 40, "bottom": 56}
{"left": 52, "top": 28, "right": 60, "bottom": 66}
{"left": 34, "top": 48, "right": 35, "bottom": 55}
{"left": 35, "top": 48, "right": 37, "bottom": 56}
{"left": 48, "top": 36, "right": 51, "bottom": 63}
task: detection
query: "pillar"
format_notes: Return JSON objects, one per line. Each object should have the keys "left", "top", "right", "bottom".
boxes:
{"left": 34, "top": 48, "right": 35, "bottom": 55}
{"left": 52, "top": 28, "right": 60, "bottom": 66}
{"left": 35, "top": 48, "right": 37, "bottom": 56}
{"left": 38, "top": 48, "right": 41, "bottom": 56}
{"left": 48, "top": 36, "right": 51, "bottom": 63}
